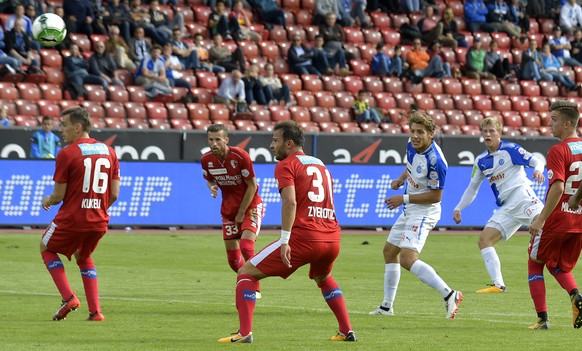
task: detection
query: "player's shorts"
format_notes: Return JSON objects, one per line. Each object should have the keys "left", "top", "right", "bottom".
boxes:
{"left": 41, "top": 222, "right": 106, "bottom": 260}
{"left": 486, "top": 187, "right": 543, "bottom": 241}
{"left": 529, "top": 230, "right": 582, "bottom": 273}
{"left": 250, "top": 236, "right": 341, "bottom": 279}
{"left": 222, "top": 202, "right": 264, "bottom": 240}
{"left": 387, "top": 210, "right": 440, "bottom": 253}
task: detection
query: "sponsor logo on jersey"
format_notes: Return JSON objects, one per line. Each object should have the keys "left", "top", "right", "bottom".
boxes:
{"left": 568, "top": 141, "right": 582, "bottom": 155}
{"left": 548, "top": 169, "right": 554, "bottom": 179}
{"left": 208, "top": 162, "right": 214, "bottom": 168}
{"left": 499, "top": 158, "right": 505, "bottom": 165}
{"left": 78, "top": 143, "right": 110, "bottom": 156}
{"left": 489, "top": 172, "right": 505, "bottom": 183}
{"left": 209, "top": 168, "right": 228, "bottom": 175}
{"left": 518, "top": 147, "right": 526, "bottom": 155}
{"left": 429, "top": 171, "right": 438, "bottom": 180}
{"left": 231, "top": 159, "right": 238, "bottom": 169}
{"left": 241, "top": 169, "right": 249, "bottom": 177}
{"left": 428, "top": 179, "right": 439, "bottom": 187}
{"left": 416, "top": 165, "right": 422, "bottom": 173}
{"left": 561, "top": 202, "right": 582, "bottom": 214}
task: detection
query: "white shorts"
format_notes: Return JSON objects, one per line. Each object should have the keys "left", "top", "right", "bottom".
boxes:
{"left": 486, "top": 187, "right": 544, "bottom": 241}
{"left": 387, "top": 210, "right": 440, "bottom": 253}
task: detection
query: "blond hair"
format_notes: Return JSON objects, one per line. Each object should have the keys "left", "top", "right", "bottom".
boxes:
{"left": 481, "top": 117, "right": 502, "bottom": 133}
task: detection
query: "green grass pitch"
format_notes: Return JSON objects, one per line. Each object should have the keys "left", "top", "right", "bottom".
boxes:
{"left": 1, "top": 231, "right": 580, "bottom": 350}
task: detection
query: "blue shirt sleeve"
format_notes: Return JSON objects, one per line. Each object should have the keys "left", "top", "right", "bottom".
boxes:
{"left": 503, "top": 142, "right": 533, "bottom": 166}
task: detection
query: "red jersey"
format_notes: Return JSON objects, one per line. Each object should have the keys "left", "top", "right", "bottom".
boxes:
{"left": 52, "top": 138, "right": 120, "bottom": 232}
{"left": 275, "top": 151, "right": 340, "bottom": 241}
{"left": 201, "top": 146, "right": 262, "bottom": 219}
{"left": 543, "top": 137, "right": 582, "bottom": 233}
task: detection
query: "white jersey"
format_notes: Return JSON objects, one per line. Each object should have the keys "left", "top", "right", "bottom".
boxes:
{"left": 455, "top": 140, "right": 544, "bottom": 210}
{"left": 404, "top": 139, "right": 448, "bottom": 214}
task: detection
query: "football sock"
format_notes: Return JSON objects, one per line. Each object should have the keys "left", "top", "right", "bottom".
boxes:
{"left": 239, "top": 239, "right": 261, "bottom": 292}
{"left": 548, "top": 266, "right": 578, "bottom": 295}
{"left": 236, "top": 274, "right": 257, "bottom": 336}
{"left": 481, "top": 247, "right": 505, "bottom": 287}
{"left": 410, "top": 260, "right": 452, "bottom": 298}
{"left": 41, "top": 251, "right": 73, "bottom": 300}
{"left": 570, "top": 288, "right": 580, "bottom": 298}
{"left": 528, "top": 258, "right": 547, "bottom": 313}
{"left": 537, "top": 311, "right": 548, "bottom": 321}
{"left": 226, "top": 249, "right": 244, "bottom": 273}
{"left": 318, "top": 276, "right": 352, "bottom": 335}
{"left": 77, "top": 257, "right": 100, "bottom": 314}
{"left": 383, "top": 263, "right": 401, "bottom": 308}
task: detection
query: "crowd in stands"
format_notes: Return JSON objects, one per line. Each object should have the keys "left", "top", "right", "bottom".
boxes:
{"left": 0, "top": 0, "right": 581, "bottom": 136}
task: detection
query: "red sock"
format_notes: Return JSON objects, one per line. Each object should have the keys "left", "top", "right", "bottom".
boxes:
{"left": 226, "top": 249, "right": 244, "bottom": 273}
{"left": 77, "top": 257, "right": 100, "bottom": 314}
{"left": 317, "top": 276, "right": 352, "bottom": 334}
{"left": 239, "top": 239, "right": 260, "bottom": 292}
{"left": 41, "top": 251, "right": 73, "bottom": 300}
{"left": 548, "top": 266, "right": 578, "bottom": 294}
{"left": 528, "top": 259, "right": 547, "bottom": 313}
{"left": 236, "top": 274, "right": 257, "bottom": 336}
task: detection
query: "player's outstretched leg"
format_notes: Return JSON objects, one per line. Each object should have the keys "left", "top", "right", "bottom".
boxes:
{"left": 218, "top": 274, "right": 257, "bottom": 343}
{"left": 369, "top": 263, "right": 400, "bottom": 315}
{"left": 226, "top": 249, "right": 244, "bottom": 273}
{"left": 317, "top": 276, "right": 356, "bottom": 342}
{"left": 477, "top": 247, "right": 506, "bottom": 293}
{"left": 240, "top": 238, "right": 261, "bottom": 298}
{"left": 42, "top": 251, "right": 79, "bottom": 320}
{"left": 77, "top": 257, "right": 104, "bottom": 321}
{"left": 527, "top": 258, "right": 549, "bottom": 329}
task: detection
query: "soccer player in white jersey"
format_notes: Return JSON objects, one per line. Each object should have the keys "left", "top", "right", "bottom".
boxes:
{"left": 370, "top": 111, "right": 463, "bottom": 319}
{"left": 453, "top": 117, "right": 545, "bottom": 293}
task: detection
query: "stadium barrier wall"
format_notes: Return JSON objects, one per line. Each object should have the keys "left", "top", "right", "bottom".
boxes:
{"left": 0, "top": 128, "right": 557, "bottom": 166}
{"left": 0, "top": 160, "right": 547, "bottom": 228}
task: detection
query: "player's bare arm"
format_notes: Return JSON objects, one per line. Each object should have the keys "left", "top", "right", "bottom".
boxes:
{"left": 390, "top": 169, "right": 407, "bottom": 190}
{"left": 107, "top": 179, "right": 120, "bottom": 209}
{"left": 385, "top": 189, "right": 443, "bottom": 210}
{"left": 280, "top": 186, "right": 296, "bottom": 268}
{"left": 532, "top": 170, "right": 546, "bottom": 183}
{"left": 42, "top": 182, "right": 67, "bottom": 210}
{"left": 568, "top": 182, "right": 582, "bottom": 210}
{"left": 235, "top": 177, "right": 258, "bottom": 224}
{"left": 207, "top": 180, "right": 219, "bottom": 198}
{"left": 530, "top": 181, "right": 564, "bottom": 236}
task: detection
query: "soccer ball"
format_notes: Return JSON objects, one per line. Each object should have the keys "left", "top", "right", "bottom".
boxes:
{"left": 32, "top": 13, "right": 67, "bottom": 47}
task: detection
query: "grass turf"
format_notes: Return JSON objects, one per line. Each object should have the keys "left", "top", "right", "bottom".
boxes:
{"left": 0, "top": 231, "right": 580, "bottom": 350}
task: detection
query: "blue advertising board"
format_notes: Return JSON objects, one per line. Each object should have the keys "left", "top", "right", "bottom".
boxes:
{"left": 0, "top": 160, "right": 547, "bottom": 227}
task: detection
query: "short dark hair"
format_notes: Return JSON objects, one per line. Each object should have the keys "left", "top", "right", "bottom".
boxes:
{"left": 376, "top": 43, "right": 384, "bottom": 51}
{"left": 207, "top": 123, "right": 229, "bottom": 135}
{"left": 274, "top": 120, "right": 304, "bottom": 147}
{"left": 42, "top": 116, "right": 53, "bottom": 123}
{"left": 550, "top": 100, "right": 580, "bottom": 126}
{"left": 62, "top": 107, "right": 91, "bottom": 132}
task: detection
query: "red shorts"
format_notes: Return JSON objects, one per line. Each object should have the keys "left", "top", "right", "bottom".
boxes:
{"left": 529, "top": 230, "right": 582, "bottom": 272}
{"left": 41, "top": 222, "right": 106, "bottom": 260}
{"left": 222, "top": 202, "right": 264, "bottom": 240}
{"left": 250, "top": 238, "right": 340, "bottom": 279}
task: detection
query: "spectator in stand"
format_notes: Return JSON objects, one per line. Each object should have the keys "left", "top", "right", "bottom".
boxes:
{"left": 5, "top": 4, "right": 33, "bottom": 35}
{"left": 319, "top": 12, "right": 355, "bottom": 63}
{"left": 314, "top": 0, "right": 339, "bottom": 26}
{"left": 353, "top": 90, "right": 381, "bottom": 124}
{"left": 64, "top": 0, "right": 103, "bottom": 36}
{"left": 129, "top": 0, "right": 165, "bottom": 45}
{"left": 171, "top": 28, "right": 200, "bottom": 70}
{"left": 104, "top": 0, "right": 132, "bottom": 44}
{"left": 486, "top": 0, "right": 521, "bottom": 38}
{"left": 249, "top": 0, "right": 286, "bottom": 30}
{"left": 431, "top": 7, "right": 468, "bottom": 49}
{"left": 214, "top": 69, "right": 246, "bottom": 106}
{"left": 209, "top": 0, "right": 234, "bottom": 40}
{"left": 147, "top": 0, "right": 184, "bottom": 44}
{"left": 23, "top": 0, "right": 46, "bottom": 17}
{"left": 209, "top": 33, "right": 247, "bottom": 72}
{"left": 521, "top": 40, "right": 552, "bottom": 82}
{"left": 287, "top": 34, "right": 322, "bottom": 77}
{"left": 418, "top": 5, "right": 439, "bottom": 45}
{"left": 64, "top": 43, "right": 107, "bottom": 93}
{"left": 25, "top": 4, "right": 38, "bottom": 23}
{"left": 465, "top": 37, "right": 495, "bottom": 81}
{"left": 128, "top": 26, "right": 151, "bottom": 67}
{"left": 401, "top": 0, "right": 420, "bottom": 14}
{"left": 230, "top": 0, "right": 261, "bottom": 43}
{"left": 508, "top": 0, "right": 530, "bottom": 34}
{"left": 371, "top": 43, "right": 403, "bottom": 77}
{"left": 260, "top": 62, "right": 292, "bottom": 107}
{"left": 550, "top": 26, "right": 582, "bottom": 67}
{"left": 541, "top": 42, "right": 582, "bottom": 92}
{"left": 89, "top": 42, "right": 123, "bottom": 88}
{"left": 30, "top": 116, "right": 61, "bottom": 159}
{"left": 312, "top": 34, "right": 352, "bottom": 76}
{"left": 105, "top": 25, "right": 136, "bottom": 72}
{"left": 243, "top": 64, "right": 267, "bottom": 105}
{"left": 208, "top": 0, "right": 233, "bottom": 8}
{"left": 464, "top": 0, "right": 495, "bottom": 33}
{"left": 571, "top": 28, "right": 582, "bottom": 63}
{"left": 560, "top": 0, "right": 582, "bottom": 35}
{"left": 485, "top": 40, "right": 513, "bottom": 79}
{"left": 135, "top": 44, "right": 173, "bottom": 98}
{"left": 367, "top": 0, "right": 391, "bottom": 12}
{"left": 0, "top": 102, "right": 11, "bottom": 127}
{"left": 5, "top": 21, "right": 40, "bottom": 72}
{"left": 338, "top": 0, "right": 372, "bottom": 28}
{"left": 161, "top": 42, "right": 191, "bottom": 89}
{"left": 428, "top": 41, "right": 452, "bottom": 78}
{"left": 193, "top": 33, "right": 225, "bottom": 72}
{"left": 407, "top": 38, "right": 446, "bottom": 82}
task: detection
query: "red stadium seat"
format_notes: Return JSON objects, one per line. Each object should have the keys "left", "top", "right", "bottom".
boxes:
{"left": 289, "top": 106, "right": 311, "bottom": 122}
{"left": 319, "top": 121, "right": 341, "bottom": 133}
{"left": 492, "top": 96, "right": 512, "bottom": 112}
{"left": 424, "top": 78, "right": 443, "bottom": 95}
{"left": 234, "top": 120, "right": 257, "bottom": 131}
{"left": 336, "top": 91, "right": 355, "bottom": 109}
{"left": 85, "top": 85, "right": 107, "bottom": 102}
{"left": 260, "top": 41, "right": 280, "bottom": 60}
{"left": 473, "top": 95, "right": 492, "bottom": 111}
{"left": 103, "top": 101, "right": 126, "bottom": 119}
{"left": 281, "top": 74, "right": 302, "bottom": 92}
{"left": 315, "top": 91, "right": 336, "bottom": 109}
{"left": 256, "top": 120, "right": 275, "bottom": 131}
{"left": 521, "top": 111, "right": 541, "bottom": 128}
{"left": 446, "top": 110, "right": 467, "bottom": 125}
{"left": 503, "top": 113, "right": 523, "bottom": 127}
{"left": 299, "top": 121, "right": 320, "bottom": 133}
{"left": 511, "top": 96, "right": 531, "bottom": 112}
{"left": 443, "top": 78, "right": 463, "bottom": 95}
{"left": 295, "top": 9, "right": 313, "bottom": 26}
{"left": 0, "top": 85, "right": 18, "bottom": 100}
{"left": 310, "top": 106, "right": 331, "bottom": 123}
{"left": 382, "top": 29, "right": 401, "bottom": 46}
{"left": 270, "top": 105, "right": 291, "bottom": 121}
{"left": 127, "top": 86, "right": 148, "bottom": 103}
{"left": 381, "top": 123, "right": 403, "bottom": 134}
{"left": 187, "top": 103, "right": 210, "bottom": 120}
{"left": 69, "top": 33, "right": 91, "bottom": 52}
{"left": 464, "top": 110, "right": 484, "bottom": 126}
{"left": 208, "top": 103, "right": 230, "bottom": 121}
{"left": 196, "top": 71, "right": 219, "bottom": 90}
{"left": 294, "top": 90, "right": 316, "bottom": 107}
{"left": 192, "top": 119, "right": 213, "bottom": 130}
{"left": 363, "top": 29, "right": 383, "bottom": 45}
{"left": 82, "top": 101, "right": 105, "bottom": 118}
{"left": 125, "top": 102, "right": 147, "bottom": 120}
{"left": 250, "top": 105, "right": 271, "bottom": 121}
{"left": 441, "top": 124, "right": 462, "bottom": 135}
{"left": 350, "top": 60, "right": 372, "bottom": 77}
{"left": 40, "top": 49, "right": 62, "bottom": 68}
{"left": 454, "top": 94, "right": 474, "bottom": 110}
{"left": 391, "top": 14, "right": 410, "bottom": 29}
{"left": 359, "top": 122, "right": 382, "bottom": 134}
{"left": 171, "top": 119, "right": 193, "bottom": 130}
{"left": 521, "top": 81, "right": 541, "bottom": 97}
{"left": 530, "top": 97, "right": 549, "bottom": 112}
{"left": 301, "top": 74, "right": 323, "bottom": 93}
{"left": 384, "top": 77, "right": 403, "bottom": 94}
{"left": 17, "top": 82, "right": 41, "bottom": 101}
{"left": 330, "top": 107, "right": 352, "bottom": 123}
{"left": 428, "top": 110, "right": 447, "bottom": 126}
{"left": 37, "top": 100, "right": 61, "bottom": 118}
{"left": 374, "top": 92, "right": 396, "bottom": 110}
{"left": 340, "top": 122, "right": 361, "bottom": 133}
{"left": 105, "top": 117, "right": 128, "bottom": 129}
{"left": 461, "top": 125, "right": 481, "bottom": 135}
{"left": 344, "top": 27, "right": 364, "bottom": 44}
{"left": 415, "top": 93, "right": 435, "bottom": 110}
{"left": 193, "top": 5, "right": 212, "bottom": 23}
{"left": 322, "top": 76, "right": 343, "bottom": 92}
{"left": 149, "top": 119, "right": 172, "bottom": 130}
{"left": 191, "top": 88, "right": 213, "bottom": 104}
{"left": 16, "top": 100, "right": 39, "bottom": 116}
{"left": 434, "top": 94, "right": 454, "bottom": 110}
{"left": 364, "top": 77, "right": 384, "bottom": 93}
{"left": 394, "top": 93, "right": 415, "bottom": 109}
{"left": 462, "top": 78, "right": 482, "bottom": 96}
{"left": 481, "top": 80, "right": 502, "bottom": 96}
{"left": 371, "top": 12, "right": 391, "bottom": 30}
{"left": 343, "top": 76, "right": 364, "bottom": 94}
{"left": 404, "top": 80, "right": 424, "bottom": 94}
{"left": 166, "top": 103, "right": 188, "bottom": 120}
{"left": 540, "top": 81, "right": 559, "bottom": 97}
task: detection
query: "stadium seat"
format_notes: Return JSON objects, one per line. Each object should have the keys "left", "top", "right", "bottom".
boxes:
{"left": 384, "top": 77, "right": 403, "bottom": 94}
{"left": 472, "top": 95, "right": 492, "bottom": 111}
{"left": 281, "top": 74, "right": 302, "bottom": 92}
{"left": 502, "top": 126, "right": 521, "bottom": 136}
{"left": 82, "top": 101, "right": 105, "bottom": 118}
{"left": 38, "top": 83, "right": 62, "bottom": 101}
{"left": 13, "top": 115, "right": 37, "bottom": 127}
{"left": 322, "top": 76, "right": 343, "bottom": 92}
{"left": 234, "top": 119, "right": 257, "bottom": 131}
{"left": 374, "top": 92, "right": 396, "bottom": 110}
{"left": 84, "top": 85, "right": 107, "bottom": 102}
{"left": 37, "top": 100, "right": 61, "bottom": 118}
{"left": 343, "top": 76, "right": 364, "bottom": 94}
{"left": 340, "top": 122, "right": 362, "bottom": 133}
{"left": 335, "top": 91, "right": 355, "bottom": 109}
{"left": 238, "top": 40, "right": 259, "bottom": 58}
{"left": 249, "top": 105, "right": 271, "bottom": 121}
{"left": 511, "top": 96, "right": 531, "bottom": 112}
{"left": 69, "top": 33, "right": 91, "bottom": 52}
{"left": 192, "top": 119, "right": 212, "bottom": 130}
{"left": 443, "top": 78, "right": 463, "bottom": 95}
{"left": 289, "top": 105, "right": 311, "bottom": 122}
{"left": 256, "top": 120, "right": 275, "bottom": 131}
{"left": 503, "top": 113, "right": 523, "bottom": 128}
{"left": 295, "top": 9, "right": 313, "bottom": 26}
{"left": 260, "top": 41, "right": 280, "bottom": 60}
{"left": 344, "top": 27, "right": 364, "bottom": 44}
{"left": 481, "top": 80, "right": 502, "bottom": 96}
{"left": 315, "top": 91, "right": 336, "bottom": 109}
{"left": 539, "top": 126, "right": 552, "bottom": 136}
{"left": 207, "top": 103, "right": 230, "bottom": 121}
{"left": 304, "top": 25, "right": 320, "bottom": 41}
{"left": 359, "top": 122, "right": 382, "bottom": 134}
{"left": 105, "top": 117, "right": 128, "bottom": 129}
{"left": 270, "top": 105, "right": 291, "bottom": 121}
{"left": 91, "top": 117, "right": 106, "bottom": 129}
{"left": 428, "top": 109, "right": 447, "bottom": 126}
{"left": 294, "top": 90, "right": 316, "bottom": 107}
{"left": 521, "top": 112, "right": 541, "bottom": 128}
{"left": 492, "top": 96, "right": 512, "bottom": 111}
{"left": 404, "top": 80, "right": 424, "bottom": 94}
{"left": 124, "top": 102, "right": 147, "bottom": 120}
{"left": 424, "top": 78, "right": 444, "bottom": 95}
{"left": 380, "top": 123, "right": 402, "bottom": 134}
{"left": 530, "top": 97, "right": 549, "bottom": 112}
{"left": 166, "top": 103, "right": 188, "bottom": 120}
{"left": 319, "top": 121, "right": 341, "bottom": 133}
{"left": 464, "top": 110, "right": 484, "bottom": 126}
{"left": 102, "top": 101, "right": 125, "bottom": 119}
{"left": 170, "top": 119, "right": 193, "bottom": 130}
{"left": 330, "top": 107, "right": 352, "bottom": 123}
{"left": 310, "top": 106, "right": 331, "bottom": 123}
{"left": 193, "top": 5, "right": 212, "bottom": 23}
{"left": 359, "top": 43, "right": 377, "bottom": 62}
{"left": 502, "top": 82, "right": 522, "bottom": 96}
{"left": 401, "top": 123, "right": 411, "bottom": 133}
{"left": 301, "top": 74, "right": 323, "bottom": 93}
{"left": 190, "top": 88, "right": 213, "bottom": 104}
{"left": 492, "top": 32, "right": 510, "bottom": 50}
{"left": 391, "top": 13, "right": 410, "bottom": 29}
{"left": 434, "top": 94, "right": 454, "bottom": 110}
{"left": 415, "top": 93, "right": 435, "bottom": 110}
{"left": 40, "top": 49, "right": 62, "bottom": 68}
{"left": 126, "top": 86, "right": 147, "bottom": 103}
{"left": 382, "top": 29, "right": 401, "bottom": 46}
{"left": 350, "top": 60, "right": 372, "bottom": 76}
{"left": 149, "top": 118, "right": 172, "bottom": 130}
{"left": 0, "top": 85, "right": 18, "bottom": 100}
{"left": 16, "top": 100, "right": 39, "bottom": 116}
{"left": 540, "top": 81, "right": 559, "bottom": 97}
{"left": 461, "top": 125, "right": 481, "bottom": 135}
{"left": 455, "top": 47, "right": 468, "bottom": 65}
{"left": 394, "top": 93, "right": 415, "bottom": 109}
{"left": 17, "top": 83, "right": 41, "bottom": 101}
{"left": 60, "top": 100, "right": 81, "bottom": 111}
{"left": 521, "top": 81, "right": 541, "bottom": 97}
{"left": 371, "top": 12, "right": 391, "bottom": 30}
{"left": 520, "top": 126, "right": 540, "bottom": 137}
{"left": 196, "top": 71, "right": 219, "bottom": 90}
{"left": 441, "top": 124, "right": 462, "bottom": 135}
{"left": 187, "top": 103, "right": 210, "bottom": 120}
{"left": 446, "top": 110, "right": 467, "bottom": 125}
{"left": 43, "top": 67, "right": 65, "bottom": 85}
{"left": 462, "top": 78, "right": 482, "bottom": 96}
{"left": 299, "top": 121, "right": 320, "bottom": 133}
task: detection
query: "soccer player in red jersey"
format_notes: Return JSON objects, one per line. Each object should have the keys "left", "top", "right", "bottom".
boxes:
{"left": 40, "top": 107, "right": 120, "bottom": 322}
{"left": 201, "top": 124, "right": 263, "bottom": 284}
{"left": 528, "top": 100, "right": 582, "bottom": 330}
{"left": 218, "top": 120, "right": 356, "bottom": 344}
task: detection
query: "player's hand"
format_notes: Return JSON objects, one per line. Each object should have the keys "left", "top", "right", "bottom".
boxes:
{"left": 41, "top": 196, "right": 51, "bottom": 211}
{"left": 280, "top": 243, "right": 292, "bottom": 268}
{"left": 568, "top": 195, "right": 581, "bottom": 211}
{"left": 529, "top": 215, "right": 544, "bottom": 236}
{"left": 235, "top": 211, "right": 244, "bottom": 224}
{"left": 210, "top": 185, "right": 218, "bottom": 198}
{"left": 390, "top": 178, "right": 404, "bottom": 190}
{"left": 384, "top": 195, "right": 404, "bottom": 210}
{"left": 532, "top": 170, "right": 545, "bottom": 183}
{"left": 453, "top": 210, "right": 462, "bottom": 224}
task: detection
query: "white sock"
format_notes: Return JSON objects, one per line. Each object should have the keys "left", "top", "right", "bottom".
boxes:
{"left": 410, "top": 260, "right": 451, "bottom": 298}
{"left": 481, "top": 247, "right": 504, "bottom": 288}
{"left": 382, "top": 263, "right": 401, "bottom": 308}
